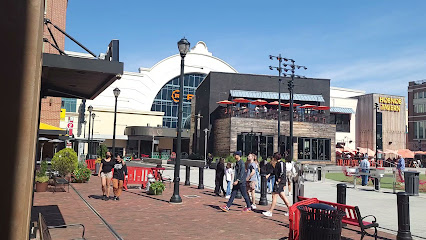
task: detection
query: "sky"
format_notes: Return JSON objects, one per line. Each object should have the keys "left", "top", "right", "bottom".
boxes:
{"left": 65, "top": 0, "right": 426, "bottom": 98}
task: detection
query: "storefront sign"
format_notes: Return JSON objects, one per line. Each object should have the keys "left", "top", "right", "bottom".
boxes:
{"left": 379, "top": 97, "right": 402, "bottom": 112}
{"left": 171, "top": 90, "right": 194, "bottom": 103}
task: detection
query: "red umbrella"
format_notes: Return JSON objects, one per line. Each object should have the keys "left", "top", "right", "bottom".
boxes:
{"left": 283, "top": 103, "right": 301, "bottom": 107}
{"left": 314, "top": 106, "right": 330, "bottom": 110}
{"left": 268, "top": 101, "right": 286, "bottom": 106}
{"left": 251, "top": 99, "right": 268, "bottom": 105}
{"left": 233, "top": 98, "right": 251, "bottom": 103}
{"left": 216, "top": 100, "right": 235, "bottom": 105}
{"left": 299, "top": 104, "right": 316, "bottom": 109}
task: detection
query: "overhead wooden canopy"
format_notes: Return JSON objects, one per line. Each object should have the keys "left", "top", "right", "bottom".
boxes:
{"left": 41, "top": 53, "right": 124, "bottom": 100}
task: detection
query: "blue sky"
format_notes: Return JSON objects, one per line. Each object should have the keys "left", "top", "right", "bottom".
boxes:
{"left": 65, "top": 0, "right": 426, "bottom": 97}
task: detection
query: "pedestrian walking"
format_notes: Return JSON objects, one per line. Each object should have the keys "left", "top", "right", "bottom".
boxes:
{"left": 225, "top": 162, "right": 234, "bottom": 198}
{"left": 112, "top": 154, "right": 128, "bottom": 201}
{"left": 359, "top": 154, "right": 370, "bottom": 186}
{"left": 220, "top": 151, "right": 253, "bottom": 212}
{"left": 246, "top": 154, "right": 258, "bottom": 210}
{"left": 98, "top": 151, "right": 114, "bottom": 200}
{"left": 396, "top": 155, "right": 405, "bottom": 180}
{"left": 285, "top": 158, "right": 296, "bottom": 196}
{"left": 207, "top": 153, "right": 213, "bottom": 169}
{"left": 262, "top": 153, "right": 291, "bottom": 217}
{"left": 266, "top": 160, "right": 275, "bottom": 193}
{"left": 215, "top": 158, "right": 226, "bottom": 197}
{"left": 254, "top": 155, "right": 261, "bottom": 192}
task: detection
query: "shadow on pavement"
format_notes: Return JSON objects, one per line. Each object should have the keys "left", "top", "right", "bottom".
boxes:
{"left": 88, "top": 195, "right": 105, "bottom": 200}
{"left": 31, "top": 205, "right": 66, "bottom": 226}
{"left": 124, "top": 190, "right": 170, "bottom": 203}
{"left": 263, "top": 216, "right": 289, "bottom": 228}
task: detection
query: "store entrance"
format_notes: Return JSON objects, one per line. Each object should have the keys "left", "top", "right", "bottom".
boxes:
{"left": 237, "top": 132, "right": 273, "bottom": 159}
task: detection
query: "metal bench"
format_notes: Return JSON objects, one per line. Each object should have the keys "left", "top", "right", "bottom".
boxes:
{"left": 298, "top": 196, "right": 378, "bottom": 240}
{"left": 37, "top": 212, "right": 85, "bottom": 240}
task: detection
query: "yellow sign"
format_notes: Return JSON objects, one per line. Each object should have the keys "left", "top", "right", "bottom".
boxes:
{"left": 171, "top": 90, "right": 195, "bottom": 103}
{"left": 379, "top": 97, "right": 401, "bottom": 112}
{"left": 60, "top": 108, "right": 66, "bottom": 119}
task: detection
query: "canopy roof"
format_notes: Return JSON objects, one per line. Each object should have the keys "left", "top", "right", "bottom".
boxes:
{"left": 230, "top": 90, "right": 325, "bottom": 102}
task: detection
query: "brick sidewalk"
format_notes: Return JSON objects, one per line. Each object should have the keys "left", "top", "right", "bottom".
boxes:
{"left": 33, "top": 177, "right": 396, "bottom": 240}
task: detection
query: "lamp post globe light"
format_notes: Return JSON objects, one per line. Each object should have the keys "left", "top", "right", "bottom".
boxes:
{"left": 112, "top": 87, "right": 120, "bottom": 160}
{"left": 170, "top": 37, "right": 190, "bottom": 204}
{"left": 87, "top": 105, "right": 93, "bottom": 159}
{"left": 91, "top": 113, "right": 96, "bottom": 158}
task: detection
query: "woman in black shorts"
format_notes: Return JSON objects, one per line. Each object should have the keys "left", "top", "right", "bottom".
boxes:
{"left": 262, "top": 152, "right": 291, "bottom": 217}
{"left": 98, "top": 152, "right": 114, "bottom": 200}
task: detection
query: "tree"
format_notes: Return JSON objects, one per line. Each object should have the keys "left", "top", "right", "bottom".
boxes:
{"left": 51, "top": 148, "right": 78, "bottom": 176}
{"left": 97, "top": 144, "right": 108, "bottom": 159}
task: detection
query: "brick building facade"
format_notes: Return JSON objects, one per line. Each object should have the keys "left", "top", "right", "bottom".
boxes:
{"left": 40, "top": 0, "right": 68, "bottom": 127}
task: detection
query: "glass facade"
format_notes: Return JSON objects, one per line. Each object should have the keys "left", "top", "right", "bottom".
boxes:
{"left": 61, "top": 98, "right": 77, "bottom": 112}
{"left": 297, "top": 137, "right": 331, "bottom": 161}
{"left": 237, "top": 133, "right": 274, "bottom": 159}
{"left": 151, "top": 73, "right": 206, "bottom": 128}
{"left": 330, "top": 113, "right": 351, "bottom": 132}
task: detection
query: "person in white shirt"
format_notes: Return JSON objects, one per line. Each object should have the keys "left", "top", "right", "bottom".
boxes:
{"left": 285, "top": 159, "right": 296, "bottom": 196}
{"left": 225, "top": 162, "right": 234, "bottom": 198}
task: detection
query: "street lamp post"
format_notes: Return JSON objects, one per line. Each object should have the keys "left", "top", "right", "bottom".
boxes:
{"left": 112, "top": 87, "right": 120, "bottom": 159}
{"left": 203, "top": 128, "right": 209, "bottom": 167}
{"left": 87, "top": 105, "right": 93, "bottom": 159}
{"left": 269, "top": 55, "right": 283, "bottom": 154}
{"left": 91, "top": 113, "right": 96, "bottom": 158}
{"left": 375, "top": 102, "right": 379, "bottom": 166}
{"left": 170, "top": 37, "right": 190, "bottom": 204}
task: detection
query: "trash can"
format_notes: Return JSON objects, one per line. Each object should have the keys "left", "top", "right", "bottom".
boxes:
{"left": 404, "top": 171, "right": 419, "bottom": 196}
{"left": 317, "top": 166, "right": 322, "bottom": 181}
{"left": 298, "top": 203, "right": 345, "bottom": 240}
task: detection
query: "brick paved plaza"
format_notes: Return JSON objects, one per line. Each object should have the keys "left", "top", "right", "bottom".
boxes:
{"left": 32, "top": 177, "right": 397, "bottom": 240}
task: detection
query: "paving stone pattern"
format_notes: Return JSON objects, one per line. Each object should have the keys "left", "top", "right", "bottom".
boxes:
{"left": 33, "top": 177, "right": 396, "bottom": 240}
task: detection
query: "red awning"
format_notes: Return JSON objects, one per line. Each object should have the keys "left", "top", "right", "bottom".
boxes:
{"left": 268, "top": 101, "right": 286, "bottom": 106}
{"left": 216, "top": 100, "right": 235, "bottom": 105}
{"left": 299, "top": 104, "right": 316, "bottom": 109}
{"left": 397, "top": 149, "right": 415, "bottom": 159}
{"left": 251, "top": 99, "right": 268, "bottom": 105}
{"left": 233, "top": 98, "right": 251, "bottom": 103}
{"left": 314, "top": 106, "right": 330, "bottom": 110}
{"left": 283, "top": 103, "right": 301, "bottom": 107}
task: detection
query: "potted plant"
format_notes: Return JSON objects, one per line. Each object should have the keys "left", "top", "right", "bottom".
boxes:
{"left": 51, "top": 148, "right": 78, "bottom": 181}
{"left": 95, "top": 144, "right": 108, "bottom": 175}
{"left": 72, "top": 162, "right": 92, "bottom": 183}
{"left": 35, "top": 160, "right": 49, "bottom": 192}
{"left": 149, "top": 181, "right": 165, "bottom": 195}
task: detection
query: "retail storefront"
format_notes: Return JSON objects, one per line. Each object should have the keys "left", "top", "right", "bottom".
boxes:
{"left": 193, "top": 72, "right": 336, "bottom": 164}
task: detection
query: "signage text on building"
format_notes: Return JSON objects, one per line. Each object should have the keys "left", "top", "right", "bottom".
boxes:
{"left": 171, "top": 90, "right": 194, "bottom": 103}
{"left": 379, "top": 97, "right": 401, "bottom": 112}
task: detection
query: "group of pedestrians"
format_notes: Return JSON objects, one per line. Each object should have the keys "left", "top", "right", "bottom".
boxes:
{"left": 98, "top": 151, "right": 128, "bottom": 201}
{"left": 219, "top": 151, "right": 293, "bottom": 217}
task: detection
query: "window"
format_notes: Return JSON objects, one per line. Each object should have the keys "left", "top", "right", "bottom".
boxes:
{"left": 61, "top": 98, "right": 77, "bottom": 112}
{"left": 414, "top": 92, "right": 418, "bottom": 99}
{"left": 330, "top": 113, "right": 350, "bottom": 132}
{"left": 420, "top": 92, "right": 424, "bottom": 99}
{"left": 151, "top": 73, "right": 206, "bottom": 128}
{"left": 297, "top": 137, "right": 331, "bottom": 161}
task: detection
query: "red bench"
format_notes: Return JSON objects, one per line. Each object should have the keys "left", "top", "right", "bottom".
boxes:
{"left": 298, "top": 196, "right": 378, "bottom": 240}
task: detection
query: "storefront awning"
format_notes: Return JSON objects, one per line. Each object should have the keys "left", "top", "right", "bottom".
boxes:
{"left": 330, "top": 107, "right": 355, "bottom": 114}
{"left": 39, "top": 122, "right": 67, "bottom": 135}
{"left": 230, "top": 90, "right": 325, "bottom": 102}
{"left": 42, "top": 53, "right": 123, "bottom": 100}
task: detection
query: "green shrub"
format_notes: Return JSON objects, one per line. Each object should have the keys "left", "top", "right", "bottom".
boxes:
{"left": 51, "top": 148, "right": 78, "bottom": 176}
{"left": 37, "top": 160, "right": 48, "bottom": 177}
{"left": 149, "top": 181, "right": 165, "bottom": 195}
{"left": 97, "top": 144, "right": 108, "bottom": 159}
{"left": 35, "top": 175, "right": 49, "bottom": 183}
{"left": 73, "top": 164, "right": 91, "bottom": 183}
{"left": 226, "top": 155, "right": 236, "bottom": 163}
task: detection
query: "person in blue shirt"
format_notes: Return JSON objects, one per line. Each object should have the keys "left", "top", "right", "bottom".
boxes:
{"left": 397, "top": 155, "right": 405, "bottom": 180}
{"left": 359, "top": 154, "right": 370, "bottom": 186}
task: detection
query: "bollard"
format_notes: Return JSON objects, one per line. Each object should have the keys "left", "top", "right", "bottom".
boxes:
{"left": 397, "top": 192, "right": 412, "bottom": 240}
{"left": 198, "top": 167, "right": 204, "bottom": 189}
{"left": 317, "top": 166, "right": 322, "bottom": 181}
{"left": 374, "top": 178, "right": 380, "bottom": 191}
{"left": 259, "top": 174, "right": 268, "bottom": 205}
{"left": 185, "top": 166, "right": 190, "bottom": 186}
{"left": 337, "top": 183, "right": 347, "bottom": 204}
{"left": 293, "top": 178, "right": 299, "bottom": 203}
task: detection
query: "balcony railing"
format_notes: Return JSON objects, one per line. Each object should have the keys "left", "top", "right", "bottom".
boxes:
{"left": 219, "top": 108, "right": 330, "bottom": 124}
